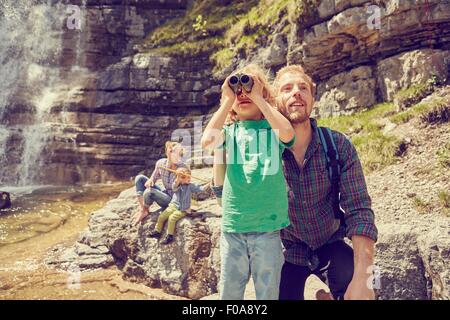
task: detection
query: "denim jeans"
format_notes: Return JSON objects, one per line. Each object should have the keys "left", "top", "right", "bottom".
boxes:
{"left": 219, "top": 230, "right": 284, "bottom": 300}
{"left": 134, "top": 174, "right": 172, "bottom": 209}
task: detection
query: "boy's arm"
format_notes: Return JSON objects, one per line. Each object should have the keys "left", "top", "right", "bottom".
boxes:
{"left": 213, "top": 142, "right": 226, "bottom": 187}
{"left": 201, "top": 77, "right": 235, "bottom": 150}
{"left": 212, "top": 147, "right": 225, "bottom": 206}
{"left": 249, "top": 78, "right": 295, "bottom": 144}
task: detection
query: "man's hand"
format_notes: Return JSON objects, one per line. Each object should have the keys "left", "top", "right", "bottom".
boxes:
{"left": 345, "top": 235, "right": 376, "bottom": 300}
{"left": 144, "top": 180, "right": 154, "bottom": 188}
{"left": 344, "top": 275, "right": 375, "bottom": 300}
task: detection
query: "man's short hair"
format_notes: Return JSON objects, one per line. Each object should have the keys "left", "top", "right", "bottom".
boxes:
{"left": 273, "top": 64, "right": 316, "bottom": 97}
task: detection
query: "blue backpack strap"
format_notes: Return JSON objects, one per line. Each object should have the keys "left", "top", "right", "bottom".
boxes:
{"left": 318, "top": 127, "right": 346, "bottom": 227}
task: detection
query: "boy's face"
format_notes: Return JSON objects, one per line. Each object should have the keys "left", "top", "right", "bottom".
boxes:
{"left": 232, "top": 92, "right": 262, "bottom": 120}
{"left": 231, "top": 73, "right": 264, "bottom": 121}
{"left": 179, "top": 172, "right": 191, "bottom": 184}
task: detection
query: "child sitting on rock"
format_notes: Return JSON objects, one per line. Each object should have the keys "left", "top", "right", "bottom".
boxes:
{"left": 149, "top": 167, "right": 209, "bottom": 245}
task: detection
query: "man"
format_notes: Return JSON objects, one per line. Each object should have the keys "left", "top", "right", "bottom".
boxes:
{"left": 274, "top": 65, "right": 378, "bottom": 300}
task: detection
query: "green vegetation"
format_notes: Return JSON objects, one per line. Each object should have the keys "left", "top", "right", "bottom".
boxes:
{"left": 395, "top": 82, "right": 431, "bottom": 102}
{"left": 141, "top": 0, "right": 319, "bottom": 72}
{"left": 390, "top": 94, "right": 449, "bottom": 124}
{"left": 149, "top": 37, "right": 224, "bottom": 57}
{"left": 438, "top": 190, "right": 450, "bottom": 208}
{"left": 436, "top": 143, "right": 450, "bottom": 169}
{"left": 438, "top": 190, "right": 450, "bottom": 216}
{"left": 412, "top": 196, "right": 432, "bottom": 215}
{"left": 318, "top": 103, "right": 402, "bottom": 173}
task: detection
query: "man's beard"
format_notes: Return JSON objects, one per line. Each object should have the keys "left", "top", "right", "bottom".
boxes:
{"left": 282, "top": 108, "right": 309, "bottom": 124}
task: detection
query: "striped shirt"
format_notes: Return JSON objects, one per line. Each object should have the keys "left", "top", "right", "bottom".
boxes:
{"left": 171, "top": 182, "right": 207, "bottom": 211}
{"left": 281, "top": 118, "right": 378, "bottom": 269}
{"left": 149, "top": 158, "right": 187, "bottom": 197}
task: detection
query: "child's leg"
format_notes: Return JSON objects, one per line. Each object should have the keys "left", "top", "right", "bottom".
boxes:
{"left": 166, "top": 209, "right": 187, "bottom": 235}
{"left": 248, "top": 231, "right": 284, "bottom": 300}
{"left": 155, "top": 204, "right": 177, "bottom": 232}
{"left": 219, "top": 232, "right": 251, "bottom": 300}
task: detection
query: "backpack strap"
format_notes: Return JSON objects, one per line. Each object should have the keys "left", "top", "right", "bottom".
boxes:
{"left": 317, "top": 127, "right": 346, "bottom": 227}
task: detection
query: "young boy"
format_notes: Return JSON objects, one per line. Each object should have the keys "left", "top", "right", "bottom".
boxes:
{"left": 148, "top": 167, "right": 209, "bottom": 245}
{"left": 201, "top": 63, "right": 296, "bottom": 300}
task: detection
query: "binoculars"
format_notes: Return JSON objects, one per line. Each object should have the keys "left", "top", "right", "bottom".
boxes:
{"left": 228, "top": 73, "right": 254, "bottom": 94}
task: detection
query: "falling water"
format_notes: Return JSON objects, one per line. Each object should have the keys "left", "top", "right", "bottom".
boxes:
{"left": 0, "top": 0, "right": 84, "bottom": 185}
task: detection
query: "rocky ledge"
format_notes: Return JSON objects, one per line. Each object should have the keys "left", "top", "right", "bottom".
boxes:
{"left": 45, "top": 166, "right": 449, "bottom": 300}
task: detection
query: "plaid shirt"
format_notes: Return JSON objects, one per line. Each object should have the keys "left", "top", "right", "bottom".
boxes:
{"left": 281, "top": 118, "right": 378, "bottom": 269}
{"left": 149, "top": 158, "right": 186, "bottom": 197}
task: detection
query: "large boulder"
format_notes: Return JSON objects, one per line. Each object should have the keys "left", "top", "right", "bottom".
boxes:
{"left": 46, "top": 168, "right": 222, "bottom": 299}
{"left": 375, "top": 224, "right": 429, "bottom": 300}
{"left": 314, "top": 66, "right": 377, "bottom": 117}
{"left": 377, "top": 49, "right": 450, "bottom": 101}
{"left": 417, "top": 227, "right": 450, "bottom": 300}
{"left": 46, "top": 161, "right": 450, "bottom": 300}
{"left": 375, "top": 223, "right": 450, "bottom": 300}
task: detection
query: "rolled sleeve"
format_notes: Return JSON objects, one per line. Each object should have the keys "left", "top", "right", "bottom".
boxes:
{"left": 282, "top": 134, "right": 296, "bottom": 149}
{"left": 338, "top": 136, "right": 378, "bottom": 242}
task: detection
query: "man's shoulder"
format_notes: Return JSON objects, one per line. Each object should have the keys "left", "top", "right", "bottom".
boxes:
{"left": 318, "top": 126, "right": 352, "bottom": 148}
{"left": 156, "top": 158, "right": 168, "bottom": 165}
{"left": 317, "top": 126, "right": 356, "bottom": 157}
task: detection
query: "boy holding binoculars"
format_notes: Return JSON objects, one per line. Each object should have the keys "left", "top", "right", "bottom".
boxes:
{"left": 201, "top": 63, "right": 295, "bottom": 300}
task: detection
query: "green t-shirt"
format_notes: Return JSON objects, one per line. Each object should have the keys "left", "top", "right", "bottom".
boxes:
{"left": 222, "top": 119, "right": 295, "bottom": 233}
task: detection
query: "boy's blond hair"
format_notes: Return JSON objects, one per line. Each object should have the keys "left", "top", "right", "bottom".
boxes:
{"left": 227, "top": 63, "right": 275, "bottom": 122}
{"left": 273, "top": 64, "right": 316, "bottom": 97}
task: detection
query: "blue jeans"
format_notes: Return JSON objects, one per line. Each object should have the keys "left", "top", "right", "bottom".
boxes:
{"left": 134, "top": 174, "right": 171, "bottom": 209}
{"left": 219, "top": 231, "right": 284, "bottom": 300}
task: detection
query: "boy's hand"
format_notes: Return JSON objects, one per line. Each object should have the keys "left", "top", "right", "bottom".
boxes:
{"left": 247, "top": 75, "right": 265, "bottom": 106}
{"left": 221, "top": 75, "right": 237, "bottom": 107}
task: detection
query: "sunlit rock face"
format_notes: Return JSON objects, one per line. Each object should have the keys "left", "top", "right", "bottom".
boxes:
{"left": 3, "top": 0, "right": 450, "bottom": 185}
{"left": 0, "top": 0, "right": 215, "bottom": 186}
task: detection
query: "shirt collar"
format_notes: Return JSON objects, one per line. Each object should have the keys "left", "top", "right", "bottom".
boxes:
{"left": 283, "top": 118, "right": 321, "bottom": 164}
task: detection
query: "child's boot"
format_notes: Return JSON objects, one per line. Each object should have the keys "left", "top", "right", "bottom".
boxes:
{"left": 161, "top": 234, "right": 174, "bottom": 245}
{"left": 149, "top": 229, "right": 161, "bottom": 238}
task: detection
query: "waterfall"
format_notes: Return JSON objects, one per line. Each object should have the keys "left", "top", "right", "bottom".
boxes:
{"left": 0, "top": 0, "right": 85, "bottom": 186}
